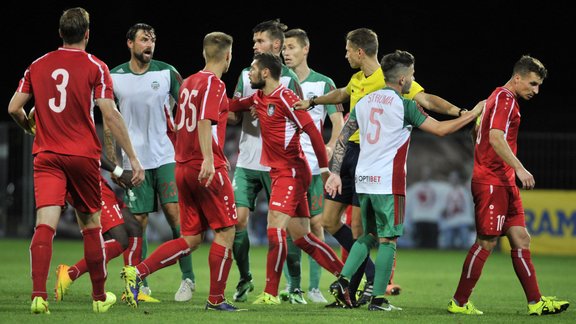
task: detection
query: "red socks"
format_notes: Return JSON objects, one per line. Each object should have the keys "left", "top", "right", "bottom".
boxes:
{"left": 30, "top": 224, "right": 55, "bottom": 300}
{"left": 69, "top": 239, "right": 124, "bottom": 280}
{"left": 511, "top": 248, "right": 541, "bottom": 303}
{"left": 123, "top": 236, "right": 142, "bottom": 266}
{"left": 294, "top": 233, "right": 343, "bottom": 276}
{"left": 264, "top": 228, "right": 287, "bottom": 296}
{"left": 207, "top": 243, "right": 233, "bottom": 304}
{"left": 81, "top": 227, "right": 107, "bottom": 301}
{"left": 453, "top": 243, "right": 490, "bottom": 305}
{"left": 136, "top": 237, "right": 190, "bottom": 279}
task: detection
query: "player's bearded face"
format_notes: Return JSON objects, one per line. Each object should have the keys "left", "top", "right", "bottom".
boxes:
{"left": 250, "top": 71, "right": 265, "bottom": 89}
{"left": 134, "top": 47, "right": 154, "bottom": 64}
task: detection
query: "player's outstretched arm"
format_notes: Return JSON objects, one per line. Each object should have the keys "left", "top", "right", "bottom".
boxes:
{"left": 418, "top": 100, "right": 483, "bottom": 137}
{"left": 293, "top": 87, "right": 349, "bottom": 111}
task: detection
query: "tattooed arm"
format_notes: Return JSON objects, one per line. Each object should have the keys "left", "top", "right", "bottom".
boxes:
{"left": 325, "top": 118, "right": 359, "bottom": 198}
{"left": 103, "top": 120, "right": 118, "bottom": 165}
{"left": 330, "top": 118, "right": 359, "bottom": 175}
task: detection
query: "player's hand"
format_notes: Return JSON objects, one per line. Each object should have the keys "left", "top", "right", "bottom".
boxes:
{"left": 470, "top": 99, "right": 486, "bottom": 118}
{"left": 292, "top": 100, "right": 310, "bottom": 111}
{"left": 516, "top": 167, "right": 535, "bottom": 190}
{"left": 27, "top": 107, "right": 36, "bottom": 135}
{"left": 249, "top": 106, "right": 258, "bottom": 119}
{"left": 115, "top": 169, "right": 134, "bottom": 189}
{"left": 225, "top": 157, "right": 231, "bottom": 172}
{"left": 199, "top": 159, "right": 215, "bottom": 187}
{"left": 325, "top": 173, "right": 342, "bottom": 198}
{"left": 129, "top": 158, "right": 145, "bottom": 187}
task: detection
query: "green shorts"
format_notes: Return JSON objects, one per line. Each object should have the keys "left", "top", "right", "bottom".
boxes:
{"left": 124, "top": 163, "right": 178, "bottom": 214}
{"left": 232, "top": 167, "right": 271, "bottom": 211}
{"left": 307, "top": 174, "right": 324, "bottom": 217}
{"left": 358, "top": 193, "right": 405, "bottom": 238}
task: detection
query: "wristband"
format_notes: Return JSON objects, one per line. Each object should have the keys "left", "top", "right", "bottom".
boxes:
{"left": 112, "top": 166, "right": 124, "bottom": 177}
{"left": 308, "top": 95, "right": 318, "bottom": 110}
{"left": 458, "top": 108, "right": 468, "bottom": 116}
{"left": 319, "top": 167, "right": 330, "bottom": 173}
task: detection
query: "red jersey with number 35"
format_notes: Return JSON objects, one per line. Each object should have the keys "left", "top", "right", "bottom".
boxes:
{"left": 472, "top": 87, "right": 520, "bottom": 186}
{"left": 174, "top": 70, "right": 228, "bottom": 168}
{"left": 17, "top": 47, "right": 114, "bottom": 159}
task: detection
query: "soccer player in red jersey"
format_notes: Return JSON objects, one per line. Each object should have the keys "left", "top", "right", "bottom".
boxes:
{"left": 8, "top": 7, "right": 144, "bottom": 314}
{"left": 447, "top": 55, "right": 570, "bottom": 316}
{"left": 230, "top": 52, "right": 347, "bottom": 306}
{"left": 121, "top": 32, "right": 243, "bottom": 311}
{"left": 54, "top": 157, "right": 146, "bottom": 302}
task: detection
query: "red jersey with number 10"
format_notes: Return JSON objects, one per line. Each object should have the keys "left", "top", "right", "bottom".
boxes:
{"left": 472, "top": 87, "right": 520, "bottom": 186}
{"left": 16, "top": 47, "right": 114, "bottom": 159}
{"left": 173, "top": 70, "right": 229, "bottom": 168}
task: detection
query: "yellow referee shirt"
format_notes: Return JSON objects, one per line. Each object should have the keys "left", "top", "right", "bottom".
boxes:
{"left": 346, "top": 67, "right": 424, "bottom": 143}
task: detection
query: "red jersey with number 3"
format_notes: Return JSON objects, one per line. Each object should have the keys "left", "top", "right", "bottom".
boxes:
{"left": 16, "top": 47, "right": 114, "bottom": 159}
{"left": 173, "top": 70, "right": 228, "bottom": 168}
{"left": 473, "top": 87, "right": 520, "bottom": 187}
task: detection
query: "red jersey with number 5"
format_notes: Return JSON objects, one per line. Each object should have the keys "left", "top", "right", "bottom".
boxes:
{"left": 16, "top": 47, "right": 114, "bottom": 159}
{"left": 174, "top": 70, "right": 229, "bottom": 168}
{"left": 473, "top": 87, "right": 520, "bottom": 186}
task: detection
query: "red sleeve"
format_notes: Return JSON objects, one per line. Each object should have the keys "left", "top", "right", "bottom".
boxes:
{"left": 490, "top": 91, "right": 515, "bottom": 131}
{"left": 92, "top": 57, "right": 114, "bottom": 100}
{"left": 229, "top": 95, "right": 254, "bottom": 112}
{"left": 201, "top": 77, "right": 225, "bottom": 123}
{"left": 303, "top": 122, "right": 328, "bottom": 169}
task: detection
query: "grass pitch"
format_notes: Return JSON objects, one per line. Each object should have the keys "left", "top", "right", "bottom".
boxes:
{"left": 0, "top": 238, "right": 574, "bottom": 323}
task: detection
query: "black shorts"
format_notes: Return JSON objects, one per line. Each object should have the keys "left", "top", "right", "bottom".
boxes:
{"left": 325, "top": 142, "right": 360, "bottom": 207}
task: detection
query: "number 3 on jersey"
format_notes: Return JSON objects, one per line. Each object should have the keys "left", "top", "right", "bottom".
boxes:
{"left": 49, "top": 68, "right": 69, "bottom": 113}
{"left": 176, "top": 88, "right": 198, "bottom": 132}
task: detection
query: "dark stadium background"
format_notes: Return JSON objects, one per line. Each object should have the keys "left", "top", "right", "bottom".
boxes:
{"left": 3, "top": 1, "right": 574, "bottom": 133}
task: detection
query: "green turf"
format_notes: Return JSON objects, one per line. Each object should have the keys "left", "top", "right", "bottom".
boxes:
{"left": 0, "top": 238, "right": 574, "bottom": 323}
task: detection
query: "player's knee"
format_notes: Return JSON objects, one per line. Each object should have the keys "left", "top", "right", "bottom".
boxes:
{"left": 322, "top": 215, "right": 340, "bottom": 233}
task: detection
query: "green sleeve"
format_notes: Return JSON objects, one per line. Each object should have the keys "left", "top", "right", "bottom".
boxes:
{"left": 324, "top": 78, "right": 341, "bottom": 115}
{"left": 286, "top": 68, "right": 303, "bottom": 98}
{"left": 169, "top": 67, "right": 182, "bottom": 100}
{"left": 404, "top": 99, "right": 427, "bottom": 127}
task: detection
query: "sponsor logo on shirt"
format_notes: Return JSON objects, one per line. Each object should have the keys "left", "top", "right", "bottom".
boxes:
{"left": 151, "top": 81, "right": 160, "bottom": 90}
{"left": 267, "top": 104, "right": 275, "bottom": 116}
{"left": 356, "top": 175, "right": 382, "bottom": 184}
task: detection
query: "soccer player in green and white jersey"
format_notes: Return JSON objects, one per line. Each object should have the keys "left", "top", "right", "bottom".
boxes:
{"left": 107, "top": 23, "right": 195, "bottom": 302}
{"left": 325, "top": 50, "right": 483, "bottom": 310}
{"left": 294, "top": 28, "right": 476, "bottom": 306}
{"left": 229, "top": 19, "right": 304, "bottom": 303}
{"left": 281, "top": 28, "right": 344, "bottom": 304}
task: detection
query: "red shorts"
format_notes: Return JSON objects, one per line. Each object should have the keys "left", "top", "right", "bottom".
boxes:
{"left": 471, "top": 182, "right": 525, "bottom": 236}
{"left": 34, "top": 152, "right": 101, "bottom": 214}
{"left": 176, "top": 164, "right": 237, "bottom": 236}
{"left": 269, "top": 167, "right": 311, "bottom": 217}
{"left": 99, "top": 178, "right": 125, "bottom": 233}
